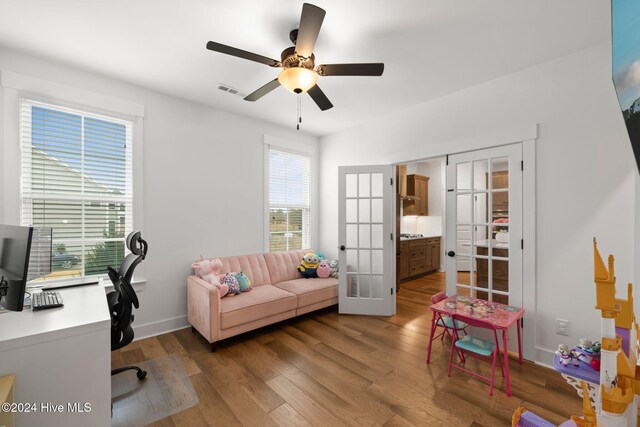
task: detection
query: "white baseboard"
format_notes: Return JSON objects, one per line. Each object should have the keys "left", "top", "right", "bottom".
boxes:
{"left": 132, "top": 315, "right": 190, "bottom": 341}
{"left": 534, "top": 346, "right": 556, "bottom": 368}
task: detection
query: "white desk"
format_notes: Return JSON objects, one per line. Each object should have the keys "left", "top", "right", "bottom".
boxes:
{"left": 0, "top": 281, "right": 111, "bottom": 426}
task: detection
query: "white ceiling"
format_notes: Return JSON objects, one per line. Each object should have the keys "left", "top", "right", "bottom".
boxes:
{"left": 0, "top": 0, "right": 610, "bottom": 136}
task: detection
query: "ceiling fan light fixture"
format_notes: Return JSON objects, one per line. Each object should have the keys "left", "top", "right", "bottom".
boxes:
{"left": 278, "top": 67, "right": 317, "bottom": 94}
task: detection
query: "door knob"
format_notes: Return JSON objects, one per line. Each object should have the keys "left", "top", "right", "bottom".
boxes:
{"left": 447, "top": 251, "right": 456, "bottom": 257}
{"left": 339, "top": 245, "right": 346, "bottom": 251}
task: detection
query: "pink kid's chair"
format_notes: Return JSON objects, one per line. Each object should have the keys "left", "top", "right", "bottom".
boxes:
{"left": 447, "top": 313, "right": 504, "bottom": 396}
{"left": 426, "top": 292, "right": 468, "bottom": 364}
{"left": 431, "top": 292, "right": 468, "bottom": 341}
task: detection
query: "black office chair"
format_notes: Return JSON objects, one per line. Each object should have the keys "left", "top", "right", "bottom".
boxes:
{"left": 107, "top": 231, "right": 148, "bottom": 380}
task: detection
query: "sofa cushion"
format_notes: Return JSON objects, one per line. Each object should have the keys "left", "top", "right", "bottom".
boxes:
{"left": 217, "top": 254, "right": 272, "bottom": 287}
{"left": 220, "top": 285, "right": 296, "bottom": 330}
{"left": 264, "top": 250, "right": 311, "bottom": 284}
{"left": 273, "top": 278, "right": 338, "bottom": 308}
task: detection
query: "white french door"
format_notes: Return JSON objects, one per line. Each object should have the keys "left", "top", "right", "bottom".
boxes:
{"left": 338, "top": 165, "right": 395, "bottom": 316}
{"left": 445, "top": 144, "right": 523, "bottom": 308}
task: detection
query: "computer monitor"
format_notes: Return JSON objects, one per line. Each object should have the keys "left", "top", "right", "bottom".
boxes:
{"left": 27, "top": 227, "right": 53, "bottom": 281}
{"left": 0, "top": 224, "right": 34, "bottom": 311}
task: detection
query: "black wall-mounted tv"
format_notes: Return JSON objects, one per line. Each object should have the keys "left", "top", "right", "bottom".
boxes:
{"left": 612, "top": 0, "right": 640, "bottom": 174}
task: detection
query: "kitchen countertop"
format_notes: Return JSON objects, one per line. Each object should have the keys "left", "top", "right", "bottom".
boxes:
{"left": 461, "top": 239, "right": 509, "bottom": 249}
{"left": 400, "top": 235, "right": 442, "bottom": 241}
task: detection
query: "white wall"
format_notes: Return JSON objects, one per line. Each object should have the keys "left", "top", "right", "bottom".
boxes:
{"left": 0, "top": 47, "right": 318, "bottom": 337}
{"left": 319, "top": 42, "right": 638, "bottom": 364}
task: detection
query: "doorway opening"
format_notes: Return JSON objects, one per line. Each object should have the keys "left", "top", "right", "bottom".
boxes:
{"left": 394, "top": 142, "right": 531, "bottom": 359}
{"left": 395, "top": 158, "right": 447, "bottom": 293}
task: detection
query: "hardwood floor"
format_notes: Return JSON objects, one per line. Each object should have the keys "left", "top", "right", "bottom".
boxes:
{"left": 113, "top": 272, "right": 582, "bottom": 426}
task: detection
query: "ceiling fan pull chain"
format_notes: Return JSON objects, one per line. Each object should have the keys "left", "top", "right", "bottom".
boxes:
{"left": 296, "top": 93, "right": 302, "bottom": 130}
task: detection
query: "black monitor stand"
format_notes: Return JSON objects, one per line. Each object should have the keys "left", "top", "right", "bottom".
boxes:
{"left": 0, "top": 275, "right": 8, "bottom": 309}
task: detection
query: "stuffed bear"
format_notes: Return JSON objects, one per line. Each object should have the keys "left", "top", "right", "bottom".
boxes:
{"left": 221, "top": 273, "right": 241, "bottom": 295}
{"left": 192, "top": 258, "right": 229, "bottom": 297}
{"left": 297, "top": 253, "right": 320, "bottom": 278}
{"left": 328, "top": 258, "right": 339, "bottom": 279}
{"left": 316, "top": 260, "right": 331, "bottom": 278}
{"left": 234, "top": 272, "right": 252, "bottom": 292}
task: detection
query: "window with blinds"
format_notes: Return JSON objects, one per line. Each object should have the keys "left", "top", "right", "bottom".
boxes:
{"left": 268, "top": 148, "right": 311, "bottom": 252}
{"left": 20, "top": 99, "right": 133, "bottom": 281}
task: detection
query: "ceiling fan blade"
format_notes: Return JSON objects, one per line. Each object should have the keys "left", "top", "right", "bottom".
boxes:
{"left": 295, "top": 3, "right": 326, "bottom": 58}
{"left": 206, "top": 41, "right": 279, "bottom": 67}
{"left": 308, "top": 84, "right": 333, "bottom": 111}
{"left": 317, "top": 63, "right": 384, "bottom": 76}
{"left": 244, "top": 79, "right": 281, "bottom": 102}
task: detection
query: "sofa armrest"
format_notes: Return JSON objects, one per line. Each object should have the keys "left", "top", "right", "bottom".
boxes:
{"left": 187, "top": 275, "right": 221, "bottom": 343}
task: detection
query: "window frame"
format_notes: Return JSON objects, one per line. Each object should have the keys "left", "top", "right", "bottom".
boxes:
{"left": 20, "top": 99, "right": 134, "bottom": 284}
{"left": 1, "top": 71, "right": 145, "bottom": 289}
{"left": 263, "top": 135, "right": 318, "bottom": 253}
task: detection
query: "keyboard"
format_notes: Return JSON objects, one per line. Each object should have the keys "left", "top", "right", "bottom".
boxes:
{"left": 32, "top": 291, "right": 64, "bottom": 311}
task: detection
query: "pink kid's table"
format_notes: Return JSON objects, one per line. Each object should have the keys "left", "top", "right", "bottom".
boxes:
{"left": 427, "top": 295, "right": 525, "bottom": 396}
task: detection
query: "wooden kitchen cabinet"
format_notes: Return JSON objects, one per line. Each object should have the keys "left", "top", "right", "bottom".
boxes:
{"left": 476, "top": 246, "right": 509, "bottom": 304}
{"left": 397, "top": 164, "right": 407, "bottom": 197}
{"left": 403, "top": 174, "right": 429, "bottom": 216}
{"left": 400, "top": 237, "right": 440, "bottom": 282}
{"left": 399, "top": 241, "right": 410, "bottom": 280}
{"left": 426, "top": 238, "right": 441, "bottom": 272}
{"left": 488, "top": 171, "right": 509, "bottom": 213}
{"left": 409, "top": 239, "right": 427, "bottom": 276}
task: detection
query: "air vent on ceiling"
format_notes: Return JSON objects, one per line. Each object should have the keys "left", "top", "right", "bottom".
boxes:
{"left": 218, "top": 83, "right": 247, "bottom": 99}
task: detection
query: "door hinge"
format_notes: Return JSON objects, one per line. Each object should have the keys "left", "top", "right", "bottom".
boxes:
{"left": 521, "top": 318, "right": 524, "bottom": 328}
{"left": 446, "top": 155, "right": 449, "bottom": 165}
{"left": 521, "top": 160, "right": 523, "bottom": 171}
{"left": 521, "top": 239, "right": 524, "bottom": 250}
{"left": 390, "top": 233, "right": 393, "bottom": 241}
{"left": 391, "top": 288, "right": 394, "bottom": 295}
{"left": 390, "top": 177, "right": 393, "bottom": 186}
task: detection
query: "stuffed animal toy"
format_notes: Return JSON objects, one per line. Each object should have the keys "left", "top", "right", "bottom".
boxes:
{"left": 234, "top": 272, "right": 252, "bottom": 292}
{"left": 221, "top": 273, "right": 241, "bottom": 295}
{"left": 297, "top": 253, "right": 320, "bottom": 278}
{"left": 192, "top": 258, "right": 229, "bottom": 297}
{"left": 316, "top": 252, "right": 325, "bottom": 261}
{"left": 328, "top": 258, "right": 339, "bottom": 279}
{"left": 316, "top": 260, "right": 331, "bottom": 278}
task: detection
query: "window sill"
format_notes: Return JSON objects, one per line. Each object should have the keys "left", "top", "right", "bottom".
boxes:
{"left": 27, "top": 277, "right": 146, "bottom": 293}
{"left": 104, "top": 278, "right": 146, "bottom": 294}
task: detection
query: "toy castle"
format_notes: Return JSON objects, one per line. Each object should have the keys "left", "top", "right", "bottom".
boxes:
{"left": 513, "top": 239, "right": 639, "bottom": 427}
{"left": 580, "top": 238, "right": 640, "bottom": 426}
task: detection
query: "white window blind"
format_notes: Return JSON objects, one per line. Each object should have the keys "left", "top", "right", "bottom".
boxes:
{"left": 268, "top": 148, "right": 311, "bottom": 251}
{"left": 20, "top": 99, "right": 133, "bottom": 281}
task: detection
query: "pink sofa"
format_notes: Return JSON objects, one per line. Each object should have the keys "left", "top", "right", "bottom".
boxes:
{"left": 187, "top": 250, "right": 338, "bottom": 351}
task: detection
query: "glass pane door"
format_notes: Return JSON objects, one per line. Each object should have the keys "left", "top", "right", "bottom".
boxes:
{"left": 446, "top": 145, "right": 522, "bottom": 307}
{"left": 338, "top": 165, "right": 395, "bottom": 316}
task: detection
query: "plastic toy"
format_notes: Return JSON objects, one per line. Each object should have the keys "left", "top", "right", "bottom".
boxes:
{"left": 571, "top": 339, "right": 601, "bottom": 365}
{"left": 556, "top": 344, "right": 579, "bottom": 367}
{"left": 516, "top": 239, "right": 640, "bottom": 426}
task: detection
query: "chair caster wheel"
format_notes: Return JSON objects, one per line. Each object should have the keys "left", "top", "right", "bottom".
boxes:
{"left": 137, "top": 370, "right": 147, "bottom": 380}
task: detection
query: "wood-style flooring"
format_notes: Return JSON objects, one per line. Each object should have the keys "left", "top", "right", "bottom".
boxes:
{"left": 112, "top": 272, "right": 582, "bottom": 426}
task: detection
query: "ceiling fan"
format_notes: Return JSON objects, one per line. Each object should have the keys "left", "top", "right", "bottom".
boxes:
{"left": 206, "top": 2, "right": 384, "bottom": 111}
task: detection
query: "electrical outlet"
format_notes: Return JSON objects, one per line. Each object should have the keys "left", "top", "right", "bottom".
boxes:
{"left": 556, "top": 318, "right": 570, "bottom": 336}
